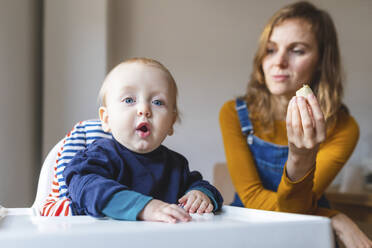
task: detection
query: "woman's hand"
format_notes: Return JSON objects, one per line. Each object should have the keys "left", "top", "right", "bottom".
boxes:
{"left": 138, "top": 199, "right": 191, "bottom": 223}
{"left": 286, "top": 93, "right": 326, "bottom": 181}
{"left": 178, "top": 190, "right": 214, "bottom": 214}
{"left": 331, "top": 213, "right": 372, "bottom": 248}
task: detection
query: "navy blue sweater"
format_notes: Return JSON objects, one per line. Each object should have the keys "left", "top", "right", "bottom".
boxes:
{"left": 63, "top": 138, "right": 223, "bottom": 220}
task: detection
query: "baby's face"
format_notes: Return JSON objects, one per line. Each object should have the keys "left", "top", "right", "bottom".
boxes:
{"left": 100, "top": 63, "right": 176, "bottom": 153}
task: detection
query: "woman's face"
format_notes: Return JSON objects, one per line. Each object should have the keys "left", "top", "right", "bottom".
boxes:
{"left": 262, "top": 18, "right": 319, "bottom": 98}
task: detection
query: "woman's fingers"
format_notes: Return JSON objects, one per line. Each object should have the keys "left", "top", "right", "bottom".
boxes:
{"left": 287, "top": 95, "right": 325, "bottom": 148}
{"left": 291, "top": 97, "right": 303, "bottom": 146}
{"left": 296, "top": 96, "right": 315, "bottom": 146}
{"left": 286, "top": 97, "right": 294, "bottom": 139}
{"left": 307, "top": 94, "right": 326, "bottom": 142}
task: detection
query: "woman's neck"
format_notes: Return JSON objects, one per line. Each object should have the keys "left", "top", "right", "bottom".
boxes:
{"left": 271, "top": 95, "right": 291, "bottom": 121}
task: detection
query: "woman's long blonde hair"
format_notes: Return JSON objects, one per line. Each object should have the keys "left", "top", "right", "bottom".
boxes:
{"left": 246, "top": 1, "right": 346, "bottom": 129}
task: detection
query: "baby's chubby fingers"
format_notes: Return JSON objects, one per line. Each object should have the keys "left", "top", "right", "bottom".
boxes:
{"left": 196, "top": 200, "right": 209, "bottom": 214}
{"left": 178, "top": 195, "right": 187, "bottom": 205}
{"left": 139, "top": 199, "right": 191, "bottom": 223}
{"left": 189, "top": 198, "right": 202, "bottom": 213}
{"left": 163, "top": 204, "right": 191, "bottom": 223}
{"left": 179, "top": 194, "right": 195, "bottom": 212}
{"left": 156, "top": 210, "right": 189, "bottom": 224}
{"left": 157, "top": 213, "right": 178, "bottom": 224}
{"left": 180, "top": 190, "right": 213, "bottom": 214}
{"left": 205, "top": 203, "right": 214, "bottom": 213}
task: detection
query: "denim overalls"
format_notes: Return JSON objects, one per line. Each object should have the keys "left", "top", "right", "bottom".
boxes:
{"left": 231, "top": 98, "right": 329, "bottom": 208}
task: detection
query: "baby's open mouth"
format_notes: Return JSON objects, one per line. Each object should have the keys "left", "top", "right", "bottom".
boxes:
{"left": 136, "top": 122, "right": 150, "bottom": 138}
{"left": 139, "top": 125, "right": 148, "bottom": 132}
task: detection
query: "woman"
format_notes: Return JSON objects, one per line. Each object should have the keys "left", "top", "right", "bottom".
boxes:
{"left": 219, "top": 1, "right": 371, "bottom": 247}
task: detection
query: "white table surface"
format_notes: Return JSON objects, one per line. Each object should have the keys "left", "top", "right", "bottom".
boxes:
{"left": 0, "top": 206, "right": 334, "bottom": 248}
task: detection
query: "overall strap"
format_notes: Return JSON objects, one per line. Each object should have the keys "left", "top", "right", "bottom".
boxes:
{"left": 235, "top": 98, "right": 254, "bottom": 144}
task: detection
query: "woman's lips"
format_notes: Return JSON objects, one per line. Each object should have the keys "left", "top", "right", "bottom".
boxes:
{"left": 272, "top": 75, "right": 289, "bottom": 82}
{"left": 136, "top": 122, "right": 150, "bottom": 138}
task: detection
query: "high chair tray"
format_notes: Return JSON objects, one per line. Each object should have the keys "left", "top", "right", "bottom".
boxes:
{"left": 0, "top": 206, "right": 334, "bottom": 248}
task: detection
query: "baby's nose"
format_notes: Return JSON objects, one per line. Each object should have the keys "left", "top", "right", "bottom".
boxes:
{"left": 137, "top": 104, "right": 151, "bottom": 117}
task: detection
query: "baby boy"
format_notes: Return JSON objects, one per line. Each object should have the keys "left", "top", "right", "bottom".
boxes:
{"left": 63, "top": 58, "right": 223, "bottom": 223}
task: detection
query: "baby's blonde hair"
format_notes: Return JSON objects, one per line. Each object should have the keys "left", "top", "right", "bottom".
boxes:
{"left": 98, "top": 57, "right": 180, "bottom": 121}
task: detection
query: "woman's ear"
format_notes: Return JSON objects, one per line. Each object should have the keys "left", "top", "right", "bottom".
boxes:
{"left": 99, "top": 106, "right": 111, "bottom": 132}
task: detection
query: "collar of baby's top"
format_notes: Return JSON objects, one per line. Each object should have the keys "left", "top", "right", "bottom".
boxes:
{"left": 112, "top": 137, "right": 164, "bottom": 157}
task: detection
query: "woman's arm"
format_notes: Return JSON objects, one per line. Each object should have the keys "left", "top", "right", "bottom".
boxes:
{"left": 220, "top": 100, "right": 358, "bottom": 216}
{"left": 278, "top": 94, "right": 359, "bottom": 214}
{"left": 332, "top": 213, "right": 372, "bottom": 248}
{"left": 285, "top": 95, "right": 326, "bottom": 182}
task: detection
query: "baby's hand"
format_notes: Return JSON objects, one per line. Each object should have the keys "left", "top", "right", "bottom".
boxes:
{"left": 138, "top": 199, "right": 191, "bottom": 224}
{"left": 178, "top": 190, "right": 213, "bottom": 214}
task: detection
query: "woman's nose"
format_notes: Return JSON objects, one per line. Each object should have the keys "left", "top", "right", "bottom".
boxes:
{"left": 137, "top": 103, "right": 151, "bottom": 118}
{"left": 274, "top": 50, "right": 288, "bottom": 68}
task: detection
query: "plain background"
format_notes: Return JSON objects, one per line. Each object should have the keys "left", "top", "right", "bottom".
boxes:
{"left": 1, "top": 0, "right": 371, "bottom": 207}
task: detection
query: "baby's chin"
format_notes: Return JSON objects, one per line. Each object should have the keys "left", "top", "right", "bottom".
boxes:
{"left": 131, "top": 146, "right": 157, "bottom": 154}
{"left": 120, "top": 140, "right": 160, "bottom": 154}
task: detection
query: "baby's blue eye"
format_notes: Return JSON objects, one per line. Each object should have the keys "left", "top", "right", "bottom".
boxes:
{"left": 123, "top": 97, "right": 134, "bottom": 104}
{"left": 152, "top": 100, "right": 163, "bottom": 106}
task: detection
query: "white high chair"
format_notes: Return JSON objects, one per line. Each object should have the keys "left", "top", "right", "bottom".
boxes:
{"left": 31, "top": 139, "right": 64, "bottom": 215}
{"left": 30, "top": 119, "right": 111, "bottom": 216}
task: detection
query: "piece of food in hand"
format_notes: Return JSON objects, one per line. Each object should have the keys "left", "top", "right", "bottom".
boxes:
{"left": 296, "top": 84, "right": 313, "bottom": 97}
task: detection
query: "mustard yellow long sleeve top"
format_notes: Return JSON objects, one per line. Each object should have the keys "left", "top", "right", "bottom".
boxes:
{"left": 219, "top": 100, "right": 359, "bottom": 217}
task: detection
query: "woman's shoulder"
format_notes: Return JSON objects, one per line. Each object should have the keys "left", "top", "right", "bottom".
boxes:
{"left": 220, "top": 99, "right": 241, "bottom": 116}
{"left": 220, "top": 99, "right": 236, "bottom": 110}
{"left": 338, "top": 110, "right": 358, "bottom": 130}
{"left": 329, "top": 110, "right": 359, "bottom": 139}
{"left": 219, "top": 99, "right": 239, "bottom": 122}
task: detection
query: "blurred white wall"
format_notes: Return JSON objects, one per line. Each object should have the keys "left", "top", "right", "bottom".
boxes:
{"left": 0, "top": 0, "right": 42, "bottom": 207}
{"left": 105, "top": 0, "right": 372, "bottom": 182}
{"left": 42, "top": 0, "right": 107, "bottom": 156}
{"left": 43, "top": 0, "right": 372, "bottom": 184}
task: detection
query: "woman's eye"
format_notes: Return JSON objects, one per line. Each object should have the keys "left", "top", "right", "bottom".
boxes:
{"left": 152, "top": 99, "right": 164, "bottom": 106}
{"left": 123, "top": 97, "right": 135, "bottom": 104}
{"left": 266, "top": 48, "right": 275, "bottom": 54}
{"left": 292, "top": 49, "right": 305, "bottom": 55}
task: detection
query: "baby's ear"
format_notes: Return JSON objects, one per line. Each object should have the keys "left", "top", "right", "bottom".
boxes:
{"left": 99, "top": 106, "right": 111, "bottom": 132}
{"left": 167, "top": 113, "right": 177, "bottom": 136}
{"left": 167, "top": 126, "right": 174, "bottom": 136}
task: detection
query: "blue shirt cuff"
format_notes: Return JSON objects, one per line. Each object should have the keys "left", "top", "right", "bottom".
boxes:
{"left": 102, "top": 190, "right": 153, "bottom": 220}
